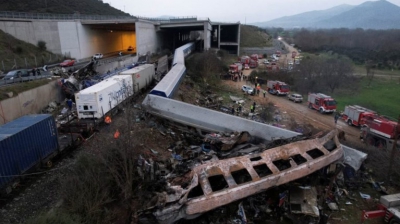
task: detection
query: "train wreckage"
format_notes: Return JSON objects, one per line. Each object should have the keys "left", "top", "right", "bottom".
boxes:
{"left": 140, "top": 130, "right": 344, "bottom": 224}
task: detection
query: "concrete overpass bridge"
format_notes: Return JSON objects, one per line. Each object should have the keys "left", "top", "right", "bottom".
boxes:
{"left": 0, "top": 11, "right": 240, "bottom": 60}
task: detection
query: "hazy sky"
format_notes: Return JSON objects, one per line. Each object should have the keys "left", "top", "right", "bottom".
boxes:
{"left": 107, "top": 0, "right": 400, "bottom": 23}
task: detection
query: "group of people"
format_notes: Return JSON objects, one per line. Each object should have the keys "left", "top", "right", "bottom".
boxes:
{"left": 231, "top": 101, "right": 257, "bottom": 116}
{"left": 255, "top": 83, "right": 268, "bottom": 98}
{"left": 31, "top": 67, "right": 41, "bottom": 76}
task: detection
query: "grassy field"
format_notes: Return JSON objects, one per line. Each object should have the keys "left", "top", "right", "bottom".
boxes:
{"left": 354, "top": 64, "right": 400, "bottom": 77}
{"left": 334, "top": 76, "right": 400, "bottom": 119}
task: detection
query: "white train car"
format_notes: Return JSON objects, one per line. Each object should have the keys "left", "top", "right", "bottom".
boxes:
{"left": 119, "top": 64, "right": 155, "bottom": 93}
{"left": 150, "top": 42, "right": 195, "bottom": 98}
{"left": 75, "top": 75, "right": 133, "bottom": 119}
{"left": 149, "top": 64, "right": 186, "bottom": 98}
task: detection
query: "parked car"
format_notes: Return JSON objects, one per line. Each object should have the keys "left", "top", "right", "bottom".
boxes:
{"left": 93, "top": 53, "right": 103, "bottom": 59}
{"left": 244, "top": 64, "right": 250, "bottom": 70}
{"left": 2, "top": 69, "right": 30, "bottom": 80}
{"left": 59, "top": 59, "right": 75, "bottom": 67}
{"left": 241, "top": 85, "right": 255, "bottom": 95}
{"left": 263, "top": 60, "right": 269, "bottom": 64}
{"left": 288, "top": 61, "right": 294, "bottom": 66}
{"left": 288, "top": 93, "right": 303, "bottom": 103}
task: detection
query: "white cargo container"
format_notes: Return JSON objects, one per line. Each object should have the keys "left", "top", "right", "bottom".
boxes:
{"left": 119, "top": 64, "right": 155, "bottom": 93}
{"left": 75, "top": 75, "right": 133, "bottom": 119}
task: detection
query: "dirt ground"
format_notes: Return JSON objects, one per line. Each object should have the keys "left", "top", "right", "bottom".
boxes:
{"left": 221, "top": 73, "right": 385, "bottom": 224}
{"left": 0, "top": 71, "right": 388, "bottom": 224}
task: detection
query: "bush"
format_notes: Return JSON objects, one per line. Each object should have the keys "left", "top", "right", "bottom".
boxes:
{"left": 14, "top": 46, "right": 23, "bottom": 54}
{"left": 61, "top": 153, "right": 114, "bottom": 223}
{"left": 37, "top": 40, "right": 47, "bottom": 51}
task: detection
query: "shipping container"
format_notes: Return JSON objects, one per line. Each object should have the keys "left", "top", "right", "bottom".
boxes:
{"left": 119, "top": 64, "right": 155, "bottom": 93}
{"left": 0, "top": 114, "right": 59, "bottom": 190}
{"left": 75, "top": 75, "right": 133, "bottom": 119}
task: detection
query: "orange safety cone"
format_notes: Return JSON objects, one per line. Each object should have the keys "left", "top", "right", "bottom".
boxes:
{"left": 114, "top": 129, "right": 120, "bottom": 139}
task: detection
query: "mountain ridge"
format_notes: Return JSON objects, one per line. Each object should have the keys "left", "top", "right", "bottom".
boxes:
{"left": 251, "top": 0, "right": 400, "bottom": 29}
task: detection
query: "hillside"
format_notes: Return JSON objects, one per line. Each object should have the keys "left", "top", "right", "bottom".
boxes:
{"left": 252, "top": 0, "right": 400, "bottom": 30}
{"left": 0, "top": 30, "right": 60, "bottom": 72}
{"left": 240, "top": 25, "right": 272, "bottom": 47}
{"left": 0, "top": 0, "right": 129, "bottom": 16}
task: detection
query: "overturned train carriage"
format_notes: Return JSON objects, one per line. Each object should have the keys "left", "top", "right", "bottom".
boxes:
{"left": 148, "top": 130, "right": 343, "bottom": 223}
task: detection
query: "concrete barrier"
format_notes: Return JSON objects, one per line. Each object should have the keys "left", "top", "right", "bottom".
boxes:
{"left": 0, "top": 80, "right": 63, "bottom": 125}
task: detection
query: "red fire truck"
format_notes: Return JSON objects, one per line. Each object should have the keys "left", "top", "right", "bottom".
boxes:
{"left": 250, "top": 54, "right": 258, "bottom": 61}
{"left": 360, "top": 114, "right": 400, "bottom": 150}
{"left": 249, "top": 59, "right": 258, "bottom": 68}
{"left": 307, "top": 93, "right": 337, "bottom": 114}
{"left": 266, "top": 80, "right": 290, "bottom": 95}
{"left": 229, "top": 63, "right": 243, "bottom": 74}
{"left": 341, "top": 105, "right": 376, "bottom": 126}
{"left": 362, "top": 193, "right": 400, "bottom": 223}
{"left": 240, "top": 56, "right": 250, "bottom": 65}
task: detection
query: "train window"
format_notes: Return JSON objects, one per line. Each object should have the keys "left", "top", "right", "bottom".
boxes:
{"left": 83, "top": 106, "right": 88, "bottom": 110}
{"left": 187, "top": 184, "right": 204, "bottom": 199}
{"left": 306, "top": 148, "right": 324, "bottom": 159}
{"left": 253, "top": 164, "right": 273, "bottom": 178}
{"left": 273, "top": 159, "right": 291, "bottom": 171}
{"left": 231, "top": 169, "right": 252, "bottom": 184}
{"left": 292, "top": 154, "right": 307, "bottom": 165}
{"left": 208, "top": 175, "right": 228, "bottom": 192}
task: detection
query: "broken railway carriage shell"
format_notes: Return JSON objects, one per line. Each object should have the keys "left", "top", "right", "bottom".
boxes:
{"left": 151, "top": 130, "right": 343, "bottom": 223}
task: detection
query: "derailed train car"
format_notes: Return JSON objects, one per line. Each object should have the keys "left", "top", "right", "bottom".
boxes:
{"left": 149, "top": 42, "right": 195, "bottom": 98}
{"left": 0, "top": 114, "right": 82, "bottom": 194}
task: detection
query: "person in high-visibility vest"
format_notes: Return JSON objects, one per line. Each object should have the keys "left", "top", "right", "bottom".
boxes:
{"left": 114, "top": 129, "right": 120, "bottom": 139}
{"left": 105, "top": 116, "right": 112, "bottom": 124}
{"left": 104, "top": 116, "right": 112, "bottom": 133}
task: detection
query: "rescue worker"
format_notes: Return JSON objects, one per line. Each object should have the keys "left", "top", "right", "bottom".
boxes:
{"left": 231, "top": 106, "right": 235, "bottom": 115}
{"left": 238, "top": 103, "right": 242, "bottom": 113}
{"left": 334, "top": 112, "right": 340, "bottom": 124}
{"left": 250, "top": 104, "right": 254, "bottom": 113}
{"left": 114, "top": 129, "right": 120, "bottom": 139}
{"left": 104, "top": 115, "right": 112, "bottom": 132}
{"left": 263, "top": 90, "right": 266, "bottom": 98}
{"left": 105, "top": 115, "right": 112, "bottom": 124}
{"left": 66, "top": 98, "right": 73, "bottom": 111}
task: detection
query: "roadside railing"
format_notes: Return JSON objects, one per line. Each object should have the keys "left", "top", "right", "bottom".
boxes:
{"left": 0, "top": 11, "right": 202, "bottom": 23}
{"left": 0, "top": 11, "right": 135, "bottom": 21}
{"left": 0, "top": 74, "right": 53, "bottom": 87}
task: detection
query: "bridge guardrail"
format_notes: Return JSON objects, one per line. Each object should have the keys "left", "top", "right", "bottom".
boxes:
{"left": 0, "top": 74, "right": 53, "bottom": 87}
{"left": 0, "top": 11, "right": 134, "bottom": 21}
